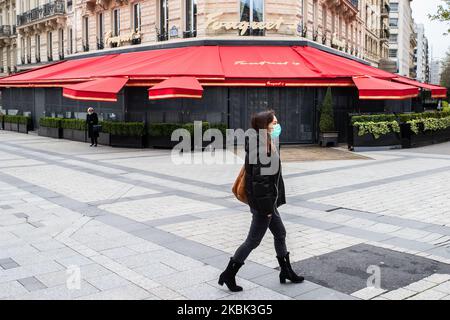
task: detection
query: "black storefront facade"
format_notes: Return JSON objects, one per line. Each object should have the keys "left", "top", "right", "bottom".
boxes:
{"left": 0, "top": 39, "right": 418, "bottom": 145}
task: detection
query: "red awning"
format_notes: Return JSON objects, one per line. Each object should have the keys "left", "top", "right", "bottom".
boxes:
{"left": 352, "top": 76, "right": 419, "bottom": 100}
{"left": 148, "top": 77, "right": 203, "bottom": 100}
{"left": 63, "top": 77, "right": 128, "bottom": 102}
{"left": 392, "top": 76, "right": 447, "bottom": 98}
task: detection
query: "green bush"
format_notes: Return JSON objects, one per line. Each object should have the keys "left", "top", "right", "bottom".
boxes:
{"left": 106, "top": 121, "right": 145, "bottom": 136}
{"left": 39, "top": 117, "right": 62, "bottom": 128}
{"left": 209, "top": 123, "right": 228, "bottom": 137}
{"left": 182, "top": 122, "right": 210, "bottom": 137}
{"left": 442, "top": 101, "right": 450, "bottom": 112}
{"left": 4, "top": 115, "right": 31, "bottom": 125}
{"left": 148, "top": 123, "right": 183, "bottom": 137}
{"left": 353, "top": 121, "right": 400, "bottom": 139}
{"left": 407, "top": 116, "right": 450, "bottom": 134}
{"left": 61, "top": 119, "right": 86, "bottom": 131}
{"left": 319, "top": 87, "right": 335, "bottom": 132}
{"left": 398, "top": 111, "right": 450, "bottom": 123}
{"left": 351, "top": 114, "right": 397, "bottom": 124}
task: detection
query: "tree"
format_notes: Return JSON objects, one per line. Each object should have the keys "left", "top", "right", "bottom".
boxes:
{"left": 441, "top": 51, "right": 450, "bottom": 101}
{"left": 429, "top": 0, "right": 450, "bottom": 34}
{"left": 319, "top": 87, "right": 335, "bottom": 132}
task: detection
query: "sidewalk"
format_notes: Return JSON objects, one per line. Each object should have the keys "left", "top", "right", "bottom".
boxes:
{"left": 1, "top": 130, "right": 450, "bottom": 300}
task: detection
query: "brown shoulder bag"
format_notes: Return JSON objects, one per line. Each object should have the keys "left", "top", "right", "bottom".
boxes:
{"left": 232, "top": 165, "right": 248, "bottom": 204}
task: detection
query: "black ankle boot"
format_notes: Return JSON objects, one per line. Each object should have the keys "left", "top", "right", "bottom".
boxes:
{"left": 218, "top": 258, "right": 244, "bottom": 292}
{"left": 276, "top": 252, "right": 304, "bottom": 284}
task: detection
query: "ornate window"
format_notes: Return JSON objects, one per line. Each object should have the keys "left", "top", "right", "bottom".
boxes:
{"left": 184, "top": 0, "right": 197, "bottom": 38}
{"left": 239, "top": 0, "right": 264, "bottom": 36}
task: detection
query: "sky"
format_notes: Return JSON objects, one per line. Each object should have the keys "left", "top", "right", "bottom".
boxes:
{"left": 411, "top": 0, "right": 449, "bottom": 60}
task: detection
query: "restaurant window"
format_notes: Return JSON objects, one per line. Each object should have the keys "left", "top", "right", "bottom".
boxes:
{"left": 184, "top": 0, "right": 197, "bottom": 38}
{"left": 97, "top": 12, "right": 104, "bottom": 49}
{"left": 389, "top": 49, "right": 397, "bottom": 58}
{"left": 26, "top": 36, "right": 31, "bottom": 63}
{"left": 20, "top": 38, "right": 25, "bottom": 64}
{"left": 83, "top": 16, "right": 89, "bottom": 51}
{"left": 59, "top": 29, "right": 64, "bottom": 60}
{"left": 113, "top": 8, "right": 120, "bottom": 37}
{"left": 239, "top": 0, "right": 264, "bottom": 36}
{"left": 68, "top": 28, "right": 73, "bottom": 54}
{"left": 47, "top": 32, "right": 52, "bottom": 61}
{"left": 312, "top": 0, "right": 318, "bottom": 33}
{"left": 133, "top": 3, "right": 141, "bottom": 32}
{"left": 35, "top": 34, "right": 40, "bottom": 62}
{"left": 158, "top": 0, "right": 169, "bottom": 41}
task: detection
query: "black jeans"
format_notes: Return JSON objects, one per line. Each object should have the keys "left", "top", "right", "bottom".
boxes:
{"left": 90, "top": 137, "right": 98, "bottom": 145}
{"left": 232, "top": 206, "right": 288, "bottom": 264}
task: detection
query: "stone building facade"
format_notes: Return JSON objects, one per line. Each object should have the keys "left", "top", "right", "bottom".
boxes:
{"left": 0, "top": 0, "right": 393, "bottom": 74}
{"left": 0, "top": 0, "right": 17, "bottom": 76}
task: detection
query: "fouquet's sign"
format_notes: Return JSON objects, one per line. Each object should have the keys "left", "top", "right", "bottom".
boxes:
{"left": 206, "top": 12, "right": 284, "bottom": 36}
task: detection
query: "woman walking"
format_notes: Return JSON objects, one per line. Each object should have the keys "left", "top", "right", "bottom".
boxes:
{"left": 219, "top": 110, "right": 304, "bottom": 292}
{"left": 86, "top": 107, "right": 99, "bottom": 147}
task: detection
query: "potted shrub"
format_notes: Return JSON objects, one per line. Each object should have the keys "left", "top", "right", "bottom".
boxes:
{"left": 399, "top": 111, "right": 450, "bottom": 148}
{"left": 3, "top": 115, "right": 19, "bottom": 132}
{"left": 18, "top": 116, "right": 32, "bottom": 134}
{"left": 109, "top": 121, "right": 146, "bottom": 148}
{"left": 348, "top": 114, "right": 401, "bottom": 151}
{"left": 61, "top": 119, "right": 87, "bottom": 142}
{"left": 0, "top": 113, "right": 4, "bottom": 130}
{"left": 38, "top": 117, "right": 63, "bottom": 139}
{"left": 147, "top": 123, "right": 184, "bottom": 149}
{"left": 318, "top": 87, "right": 339, "bottom": 147}
{"left": 98, "top": 121, "right": 111, "bottom": 146}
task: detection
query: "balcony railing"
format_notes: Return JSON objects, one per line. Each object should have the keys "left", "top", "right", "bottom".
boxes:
{"left": 379, "top": 28, "right": 389, "bottom": 41}
{"left": 183, "top": 30, "right": 197, "bottom": 39}
{"left": 348, "top": 0, "right": 358, "bottom": 8}
{"left": 17, "top": 0, "right": 65, "bottom": 27}
{"left": 0, "top": 25, "right": 16, "bottom": 37}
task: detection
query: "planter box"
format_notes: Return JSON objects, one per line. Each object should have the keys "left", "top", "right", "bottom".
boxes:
{"left": 148, "top": 136, "right": 182, "bottom": 149}
{"left": 38, "top": 126, "right": 62, "bottom": 139}
{"left": 432, "top": 127, "right": 450, "bottom": 144}
{"left": 18, "top": 123, "right": 29, "bottom": 134}
{"left": 98, "top": 132, "right": 110, "bottom": 146}
{"left": 110, "top": 134, "right": 145, "bottom": 148}
{"left": 348, "top": 126, "right": 401, "bottom": 150}
{"left": 63, "top": 129, "right": 86, "bottom": 142}
{"left": 319, "top": 131, "right": 339, "bottom": 147}
{"left": 4, "top": 122, "right": 18, "bottom": 132}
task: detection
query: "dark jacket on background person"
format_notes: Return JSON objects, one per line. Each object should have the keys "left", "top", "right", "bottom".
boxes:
{"left": 244, "top": 131, "right": 286, "bottom": 216}
{"left": 86, "top": 112, "right": 99, "bottom": 138}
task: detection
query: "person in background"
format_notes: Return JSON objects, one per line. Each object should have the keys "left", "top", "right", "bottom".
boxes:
{"left": 86, "top": 107, "right": 99, "bottom": 147}
{"left": 218, "top": 110, "right": 304, "bottom": 292}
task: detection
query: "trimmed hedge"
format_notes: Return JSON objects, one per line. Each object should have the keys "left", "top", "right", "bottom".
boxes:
{"left": 39, "top": 117, "right": 62, "bottom": 128}
{"left": 398, "top": 111, "right": 450, "bottom": 123}
{"left": 147, "top": 122, "right": 227, "bottom": 138}
{"left": 4, "top": 115, "right": 32, "bottom": 125}
{"left": 351, "top": 114, "right": 397, "bottom": 124}
{"left": 61, "top": 119, "right": 86, "bottom": 131}
{"left": 104, "top": 121, "right": 145, "bottom": 137}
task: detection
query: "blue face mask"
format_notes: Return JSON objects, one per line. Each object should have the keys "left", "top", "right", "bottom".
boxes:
{"left": 271, "top": 123, "right": 282, "bottom": 138}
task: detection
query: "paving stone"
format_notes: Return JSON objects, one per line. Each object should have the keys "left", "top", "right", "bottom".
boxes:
{"left": 351, "top": 287, "right": 387, "bottom": 300}
{"left": 0, "top": 258, "right": 19, "bottom": 270}
{"left": 17, "top": 276, "right": 47, "bottom": 292}
{"left": 296, "top": 287, "right": 358, "bottom": 300}
{"left": 379, "top": 288, "right": 417, "bottom": 300}
{"left": 0, "top": 281, "right": 29, "bottom": 298}
{"left": 407, "top": 289, "right": 448, "bottom": 300}
{"left": 76, "top": 284, "right": 152, "bottom": 300}
{"left": 86, "top": 273, "right": 131, "bottom": 291}
{"left": 218, "top": 286, "right": 292, "bottom": 300}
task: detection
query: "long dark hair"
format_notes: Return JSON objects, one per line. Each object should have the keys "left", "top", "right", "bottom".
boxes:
{"left": 250, "top": 110, "right": 275, "bottom": 154}
{"left": 251, "top": 109, "right": 275, "bottom": 131}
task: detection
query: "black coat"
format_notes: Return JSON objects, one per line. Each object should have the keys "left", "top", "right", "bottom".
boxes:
{"left": 86, "top": 112, "right": 99, "bottom": 138}
{"left": 244, "top": 132, "right": 286, "bottom": 216}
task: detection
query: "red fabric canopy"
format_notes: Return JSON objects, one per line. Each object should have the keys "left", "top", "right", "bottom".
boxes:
{"left": 352, "top": 76, "right": 419, "bottom": 100}
{"left": 0, "top": 45, "right": 446, "bottom": 101}
{"left": 148, "top": 77, "right": 203, "bottom": 100}
{"left": 63, "top": 77, "right": 128, "bottom": 102}
{"left": 392, "top": 76, "right": 447, "bottom": 98}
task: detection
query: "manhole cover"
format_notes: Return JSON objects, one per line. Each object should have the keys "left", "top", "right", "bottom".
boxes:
{"left": 290, "top": 244, "right": 450, "bottom": 294}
